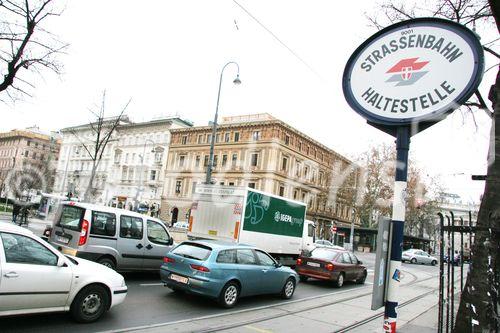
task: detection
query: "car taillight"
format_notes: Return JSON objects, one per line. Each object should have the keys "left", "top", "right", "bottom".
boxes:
{"left": 326, "top": 263, "right": 334, "bottom": 271}
{"left": 163, "top": 257, "right": 175, "bottom": 263}
{"left": 296, "top": 258, "right": 303, "bottom": 266}
{"left": 190, "top": 264, "right": 210, "bottom": 272}
{"left": 78, "top": 219, "right": 89, "bottom": 246}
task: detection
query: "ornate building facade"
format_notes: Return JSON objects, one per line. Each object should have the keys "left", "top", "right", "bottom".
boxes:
{"left": 160, "top": 113, "right": 359, "bottom": 239}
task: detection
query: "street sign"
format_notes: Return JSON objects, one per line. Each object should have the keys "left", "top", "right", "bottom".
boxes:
{"left": 372, "top": 217, "right": 391, "bottom": 310}
{"left": 330, "top": 226, "right": 337, "bottom": 233}
{"left": 342, "top": 18, "right": 484, "bottom": 127}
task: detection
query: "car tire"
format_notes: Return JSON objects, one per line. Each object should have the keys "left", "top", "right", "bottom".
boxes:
{"left": 299, "top": 275, "right": 308, "bottom": 283}
{"left": 356, "top": 271, "right": 367, "bottom": 284}
{"left": 70, "top": 284, "right": 110, "bottom": 323}
{"left": 97, "top": 257, "right": 116, "bottom": 270}
{"left": 335, "top": 273, "right": 345, "bottom": 288}
{"left": 431, "top": 260, "right": 437, "bottom": 266}
{"left": 218, "top": 281, "right": 239, "bottom": 308}
{"left": 280, "top": 278, "right": 296, "bottom": 299}
{"left": 410, "top": 258, "right": 417, "bottom": 264}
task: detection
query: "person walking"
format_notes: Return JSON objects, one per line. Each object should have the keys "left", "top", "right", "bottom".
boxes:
{"left": 12, "top": 203, "right": 20, "bottom": 225}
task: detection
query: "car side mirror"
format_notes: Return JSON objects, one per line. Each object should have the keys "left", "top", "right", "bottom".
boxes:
{"left": 358, "top": 260, "right": 363, "bottom": 265}
{"left": 168, "top": 237, "right": 174, "bottom": 246}
{"left": 57, "top": 257, "right": 67, "bottom": 267}
{"left": 274, "top": 262, "right": 282, "bottom": 268}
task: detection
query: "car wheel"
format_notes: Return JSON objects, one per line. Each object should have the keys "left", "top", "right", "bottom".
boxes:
{"left": 299, "top": 275, "right": 308, "bottom": 283}
{"left": 335, "top": 273, "right": 345, "bottom": 288}
{"left": 70, "top": 284, "right": 110, "bottom": 323}
{"left": 97, "top": 257, "right": 116, "bottom": 270}
{"left": 356, "top": 271, "right": 367, "bottom": 284}
{"left": 280, "top": 278, "right": 296, "bottom": 299}
{"left": 431, "top": 260, "right": 437, "bottom": 266}
{"left": 410, "top": 258, "right": 417, "bottom": 264}
{"left": 218, "top": 281, "right": 239, "bottom": 308}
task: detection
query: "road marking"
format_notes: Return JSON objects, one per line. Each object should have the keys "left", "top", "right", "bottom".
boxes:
{"left": 244, "top": 325, "right": 274, "bottom": 333}
{"left": 139, "top": 283, "right": 164, "bottom": 286}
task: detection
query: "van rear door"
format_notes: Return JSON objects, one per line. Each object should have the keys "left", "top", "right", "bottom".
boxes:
{"left": 50, "top": 203, "right": 86, "bottom": 249}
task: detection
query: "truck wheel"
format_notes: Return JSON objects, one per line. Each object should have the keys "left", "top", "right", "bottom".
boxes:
{"left": 218, "top": 281, "right": 239, "bottom": 308}
{"left": 70, "top": 284, "right": 110, "bottom": 323}
{"left": 280, "top": 278, "right": 296, "bottom": 299}
{"left": 299, "top": 275, "right": 308, "bottom": 283}
{"left": 335, "top": 273, "right": 345, "bottom": 288}
{"left": 97, "top": 257, "right": 116, "bottom": 270}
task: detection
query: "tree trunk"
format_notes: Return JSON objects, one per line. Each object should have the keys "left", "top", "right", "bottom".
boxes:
{"left": 83, "top": 161, "right": 98, "bottom": 203}
{"left": 453, "top": 65, "right": 500, "bottom": 332}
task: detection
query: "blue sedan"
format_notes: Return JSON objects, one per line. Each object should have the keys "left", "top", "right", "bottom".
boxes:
{"left": 160, "top": 240, "right": 298, "bottom": 307}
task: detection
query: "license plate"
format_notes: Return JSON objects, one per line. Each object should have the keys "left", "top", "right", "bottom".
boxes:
{"left": 170, "top": 274, "right": 188, "bottom": 284}
{"left": 307, "top": 262, "right": 320, "bottom": 267}
{"left": 56, "top": 235, "right": 70, "bottom": 244}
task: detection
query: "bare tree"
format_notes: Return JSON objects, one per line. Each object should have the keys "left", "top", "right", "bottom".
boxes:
{"left": 0, "top": 0, "right": 67, "bottom": 101}
{"left": 367, "top": 1, "right": 499, "bottom": 331}
{"left": 69, "top": 91, "right": 131, "bottom": 202}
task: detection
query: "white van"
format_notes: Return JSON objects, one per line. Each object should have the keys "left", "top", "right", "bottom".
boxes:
{"left": 47, "top": 202, "right": 174, "bottom": 271}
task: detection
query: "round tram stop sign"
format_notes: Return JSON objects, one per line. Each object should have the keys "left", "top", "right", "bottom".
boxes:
{"left": 342, "top": 18, "right": 484, "bottom": 126}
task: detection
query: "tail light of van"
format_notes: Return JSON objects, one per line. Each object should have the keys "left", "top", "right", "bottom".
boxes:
{"left": 296, "top": 258, "right": 303, "bottom": 266}
{"left": 326, "top": 263, "right": 334, "bottom": 271}
{"left": 78, "top": 219, "right": 89, "bottom": 246}
{"left": 190, "top": 264, "right": 210, "bottom": 272}
{"left": 188, "top": 216, "right": 193, "bottom": 232}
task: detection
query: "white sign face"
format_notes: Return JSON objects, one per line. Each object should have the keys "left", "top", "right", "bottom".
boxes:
{"left": 343, "top": 18, "right": 483, "bottom": 126}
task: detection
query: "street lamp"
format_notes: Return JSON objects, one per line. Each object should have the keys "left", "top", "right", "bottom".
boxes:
{"left": 205, "top": 61, "right": 241, "bottom": 184}
{"left": 134, "top": 139, "right": 157, "bottom": 207}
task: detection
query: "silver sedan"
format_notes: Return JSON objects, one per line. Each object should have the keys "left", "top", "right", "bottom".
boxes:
{"left": 402, "top": 249, "right": 438, "bottom": 265}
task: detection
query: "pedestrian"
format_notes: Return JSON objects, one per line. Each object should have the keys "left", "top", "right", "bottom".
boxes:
{"left": 12, "top": 203, "right": 20, "bottom": 225}
{"left": 21, "top": 206, "right": 29, "bottom": 225}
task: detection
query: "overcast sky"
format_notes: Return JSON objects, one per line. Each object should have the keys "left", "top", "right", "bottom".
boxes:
{"left": 2, "top": 0, "right": 498, "bottom": 204}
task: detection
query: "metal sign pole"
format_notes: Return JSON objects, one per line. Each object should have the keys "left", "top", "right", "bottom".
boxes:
{"left": 383, "top": 126, "right": 410, "bottom": 333}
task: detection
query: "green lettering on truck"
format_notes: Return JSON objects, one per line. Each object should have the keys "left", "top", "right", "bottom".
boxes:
{"left": 242, "top": 190, "right": 305, "bottom": 237}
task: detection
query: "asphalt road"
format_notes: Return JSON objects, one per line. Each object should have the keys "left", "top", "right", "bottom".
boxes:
{"left": 0, "top": 217, "right": 439, "bottom": 333}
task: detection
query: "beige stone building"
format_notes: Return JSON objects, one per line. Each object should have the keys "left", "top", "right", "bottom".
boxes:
{"left": 0, "top": 127, "right": 61, "bottom": 197}
{"left": 160, "top": 113, "right": 359, "bottom": 239}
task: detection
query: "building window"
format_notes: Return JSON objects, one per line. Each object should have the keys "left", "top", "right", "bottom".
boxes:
{"left": 296, "top": 162, "right": 301, "bottom": 177}
{"left": 304, "top": 166, "right": 309, "bottom": 178}
{"left": 307, "top": 146, "right": 310, "bottom": 155}
{"left": 114, "top": 150, "right": 122, "bottom": 164}
{"left": 24, "top": 151, "right": 29, "bottom": 157}
{"left": 285, "top": 135, "right": 290, "bottom": 145}
{"left": 281, "top": 157, "right": 288, "bottom": 171}
{"left": 293, "top": 189, "right": 298, "bottom": 200}
{"left": 252, "top": 131, "right": 261, "bottom": 141}
{"left": 32, "top": 152, "right": 37, "bottom": 159}
{"left": 222, "top": 154, "right": 228, "bottom": 167}
{"left": 248, "top": 182, "right": 256, "bottom": 189}
{"left": 219, "top": 181, "right": 225, "bottom": 185}
{"left": 213, "top": 155, "right": 218, "bottom": 167}
{"left": 150, "top": 170, "right": 157, "bottom": 181}
{"left": 216, "top": 134, "right": 220, "bottom": 143}
{"left": 197, "top": 134, "right": 203, "bottom": 144}
{"left": 175, "top": 180, "right": 182, "bottom": 194}
{"left": 155, "top": 152, "right": 163, "bottom": 163}
{"left": 207, "top": 134, "right": 212, "bottom": 143}
{"left": 195, "top": 155, "right": 201, "bottom": 167}
{"left": 234, "top": 132, "right": 240, "bottom": 142}
{"left": 298, "top": 141, "right": 302, "bottom": 150}
{"left": 224, "top": 133, "right": 230, "bottom": 142}
{"left": 232, "top": 153, "right": 237, "bottom": 167}
{"left": 181, "top": 136, "right": 188, "bottom": 145}
{"left": 204, "top": 155, "right": 209, "bottom": 167}
{"left": 125, "top": 153, "right": 129, "bottom": 163}
{"left": 250, "top": 153, "right": 258, "bottom": 167}
{"left": 179, "top": 155, "right": 185, "bottom": 167}
{"left": 192, "top": 181, "right": 197, "bottom": 194}
{"left": 279, "top": 185, "right": 285, "bottom": 197}
{"left": 229, "top": 182, "right": 235, "bottom": 186}
{"left": 27, "top": 141, "right": 31, "bottom": 146}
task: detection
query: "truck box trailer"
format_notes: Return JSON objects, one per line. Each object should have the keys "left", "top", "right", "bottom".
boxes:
{"left": 188, "top": 185, "right": 315, "bottom": 264}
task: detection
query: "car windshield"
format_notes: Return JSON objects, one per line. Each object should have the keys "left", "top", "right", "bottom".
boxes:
{"left": 310, "top": 247, "right": 340, "bottom": 261}
{"left": 56, "top": 205, "right": 85, "bottom": 231}
{"left": 171, "top": 243, "right": 212, "bottom": 261}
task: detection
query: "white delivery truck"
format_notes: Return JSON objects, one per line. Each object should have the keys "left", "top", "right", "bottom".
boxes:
{"left": 188, "top": 185, "right": 316, "bottom": 265}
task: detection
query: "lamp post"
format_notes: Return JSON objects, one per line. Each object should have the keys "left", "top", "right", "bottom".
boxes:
{"left": 134, "top": 139, "right": 157, "bottom": 209}
{"left": 205, "top": 61, "right": 241, "bottom": 184}
{"left": 350, "top": 207, "right": 356, "bottom": 253}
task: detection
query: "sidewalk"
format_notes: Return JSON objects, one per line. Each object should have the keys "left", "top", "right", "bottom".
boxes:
{"left": 0, "top": 211, "right": 51, "bottom": 236}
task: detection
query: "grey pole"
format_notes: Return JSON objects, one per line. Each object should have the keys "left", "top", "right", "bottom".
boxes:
{"left": 350, "top": 207, "right": 356, "bottom": 253}
{"left": 205, "top": 62, "right": 241, "bottom": 184}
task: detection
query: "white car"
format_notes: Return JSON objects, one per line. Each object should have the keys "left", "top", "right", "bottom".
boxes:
{"left": 173, "top": 221, "right": 189, "bottom": 229}
{"left": 402, "top": 249, "right": 438, "bottom": 266}
{"left": 0, "top": 222, "right": 127, "bottom": 322}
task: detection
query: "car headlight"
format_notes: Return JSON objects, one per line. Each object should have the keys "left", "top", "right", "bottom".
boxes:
{"left": 121, "top": 278, "right": 126, "bottom": 287}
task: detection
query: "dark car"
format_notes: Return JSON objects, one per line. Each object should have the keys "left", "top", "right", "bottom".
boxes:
{"left": 160, "top": 240, "right": 299, "bottom": 308}
{"left": 295, "top": 247, "right": 367, "bottom": 287}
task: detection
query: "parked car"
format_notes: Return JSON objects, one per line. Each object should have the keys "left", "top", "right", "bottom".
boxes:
{"left": 314, "top": 239, "right": 345, "bottom": 250}
{"left": 173, "top": 221, "right": 189, "bottom": 230}
{"left": 295, "top": 247, "right": 367, "bottom": 287}
{"left": 46, "top": 202, "right": 174, "bottom": 271}
{"left": 402, "top": 249, "right": 438, "bottom": 266}
{"left": 0, "top": 222, "right": 127, "bottom": 322}
{"left": 160, "top": 240, "right": 298, "bottom": 308}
